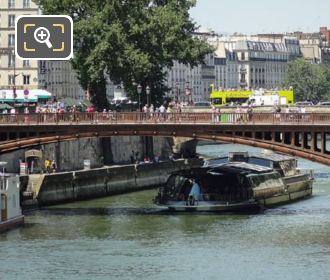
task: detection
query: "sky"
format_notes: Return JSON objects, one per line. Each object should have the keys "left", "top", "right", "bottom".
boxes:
{"left": 190, "top": 0, "right": 330, "bottom": 35}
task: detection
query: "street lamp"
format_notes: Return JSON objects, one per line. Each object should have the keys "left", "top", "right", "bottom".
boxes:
{"left": 146, "top": 85, "right": 150, "bottom": 106}
{"left": 175, "top": 82, "right": 179, "bottom": 103}
{"left": 137, "top": 84, "right": 142, "bottom": 110}
{"left": 185, "top": 81, "right": 191, "bottom": 105}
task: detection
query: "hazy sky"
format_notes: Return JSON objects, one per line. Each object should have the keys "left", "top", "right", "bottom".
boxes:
{"left": 190, "top": 0, "right": 330, "bottom": 34}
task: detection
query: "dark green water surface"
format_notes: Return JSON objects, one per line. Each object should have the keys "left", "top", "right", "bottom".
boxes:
{"left": 1, "top": 144, "right": 330, "bottom": 280}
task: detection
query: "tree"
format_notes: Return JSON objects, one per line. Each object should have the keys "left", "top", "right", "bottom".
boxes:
{"left": 35, "top": 0, "right": 213, "bottom": 109}
{"left": 321, "top": 64, "right": 330, "bottom": 100}
{"left": 283, "top": 59, "right": 330, "bottom": 102}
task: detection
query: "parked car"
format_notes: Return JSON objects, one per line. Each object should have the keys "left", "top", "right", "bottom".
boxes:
{"left": 294, "top": 101, "right": 314, "bottom": 107}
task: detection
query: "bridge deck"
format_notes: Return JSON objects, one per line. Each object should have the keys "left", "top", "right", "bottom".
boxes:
{"left": 0, "top": 112, "right": 330, "bottom": 165}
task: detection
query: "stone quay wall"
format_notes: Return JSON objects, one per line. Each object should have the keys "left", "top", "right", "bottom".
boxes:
{"left": 33, "top": 158, "right": 203, "bottom": 206}
{"left": 1, "top": 136, "right": 173, "bottom": 173}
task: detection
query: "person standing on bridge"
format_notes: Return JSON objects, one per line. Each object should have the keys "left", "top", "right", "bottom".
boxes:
{"left": 44, "top": 159, "right": 51, "bottom": 173}
{"left": 159, "top": 104, "right": 166, "bottom": 121}
{"left": 211, "top": 105, "right": 216, "bottom": 123}
{"left": 247, "top": 106, "right": 253, "bottom": 122}
{"left": 10, "top": 107, "right": 16, "bottom": 123}
{"left": 24, "top": 107, "right": 29, "bottom": 123}
{"left": 51, "top": 160, "right": 57, "bottom": 173}
{"left": 216, "top": 107, "right": 221, "bottom": 123}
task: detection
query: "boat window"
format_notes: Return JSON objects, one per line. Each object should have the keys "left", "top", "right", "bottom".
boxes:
{"left": 204, "top": 158, "right": 227, "bottom": 166}
{"left": 247, "top": 172, "right": 283, "bottom": 189}
{"left": 165, "top": 175, "right": 191, "bottom": 200}
{"left": 278, "top": 160, "right": 296, "bottom": 176}
{"left": 248, "top": 158, "right": 272, "bottom": 168}
{"left": 200, "top": 173, "right": 252, "bottom": 202}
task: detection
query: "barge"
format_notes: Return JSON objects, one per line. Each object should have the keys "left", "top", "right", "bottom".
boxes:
{"left": 154, "top": 152, "right": 313, "bottom": 212}
{"left": 0, "top": 174, "right": 24, "bottom": 233}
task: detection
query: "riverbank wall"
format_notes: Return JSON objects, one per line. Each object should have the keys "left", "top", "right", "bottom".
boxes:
{"left": 0, "top": 136, "right": 173, "bottom": 173}
{"left": 21, "top": 158, "right": 203, "bottom": 207}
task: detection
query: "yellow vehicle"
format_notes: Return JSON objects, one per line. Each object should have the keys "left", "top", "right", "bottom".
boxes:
{"left": 210, "top": 89, "right": 251, "bottom": 106}
{"left": 210, "top": 86, "right": 294, "bottom": 106}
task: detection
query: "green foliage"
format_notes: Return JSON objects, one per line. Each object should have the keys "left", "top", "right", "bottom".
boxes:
{"left": 35, "top": 0, "right": 213, "bottom": 108}
{"left": 284, "top": 59, "right": 330, "bottom": 102}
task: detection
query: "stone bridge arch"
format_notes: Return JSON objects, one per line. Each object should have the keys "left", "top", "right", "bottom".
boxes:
{"left": 1, "top": 123, "right": 330, "bottom": 165}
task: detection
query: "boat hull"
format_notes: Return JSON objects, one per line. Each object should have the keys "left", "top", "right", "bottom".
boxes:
{"left": 257, "top": 183, "right": 312, "bottom": 207}
{"left": 0, "top": 215, "right": 24, "bottom": 233}
{"left": 160, "top": 200, "right": 259, "bottom": 212}
{"left": 159, "top": 181, "right": 313, "bottom": 212}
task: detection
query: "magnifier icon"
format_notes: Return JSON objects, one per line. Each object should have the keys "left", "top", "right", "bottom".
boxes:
{"left": 34, "top": 27, "right": 53, "bottom": 49}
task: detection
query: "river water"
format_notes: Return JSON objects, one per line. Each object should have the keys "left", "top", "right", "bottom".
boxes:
{"left": 1, "top": 144, "right": 330, "bottom": 280}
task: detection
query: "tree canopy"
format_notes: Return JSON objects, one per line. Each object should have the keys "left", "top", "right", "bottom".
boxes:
{"left": 284, "top": 59, "right": 330, "bottom": 102}
{"left": 35, "top": 0, "right": 213, "bottom": 108}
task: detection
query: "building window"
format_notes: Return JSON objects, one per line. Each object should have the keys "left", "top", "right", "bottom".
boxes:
{"left": 8, "top": 15, "right": 15, "bottom": 28}
{"left": 8, "top": 34, "right": 15, "bottom": 47}
{"left": 23, "top": 60, "right": 30, "bottom": 67}
{"left": 8, "top": 54, "right": 15, "bottom": 67}
{"left": 23, "top": 0, "right": 30, "bottom": 8}
{"left": 23, "top": 75, "right": 30, "bottom": 85}
{"left": 8, "top": 75, "right": 15, "bottom": 85}
{"left": 8, "top": 0, "right": 15, "bottom": 8}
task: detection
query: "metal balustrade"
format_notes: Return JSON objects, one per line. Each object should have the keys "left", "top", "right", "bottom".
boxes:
{"left": 0, "top": 112, "right": 329, "bottom": 125}
{"left": 1, "top": 111, "right": 330, "bottom": 165}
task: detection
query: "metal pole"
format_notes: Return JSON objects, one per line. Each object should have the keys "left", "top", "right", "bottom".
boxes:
{"left": 146, "top": 85, "right": 150, "bottom": 107}
{"left": 137, "top": 84, "right": 142, "bottom": 111}
{"left": 138, "top": 92, "right": 141, "bottom": 110}
{"left": 12, "top": 50, "right": 18, "bottom": 104}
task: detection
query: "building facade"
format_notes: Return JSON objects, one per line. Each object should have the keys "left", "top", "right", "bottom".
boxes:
{"left": 288, "top": 27, "right": 330, "bottom": 64}
{"left": 38, "top": 61, "right": 85, "bottom": 100}
{"left": 165, "top": 31, "right": 300, "bottom": 103}
{"left": 0, "top": 0, "right": 39, "bottom": 90}
{"left": 234, "top": 40, "right": 290, "bottom": 89}
{"left": 0, "top": 1, "right": 91, "bottom": 101}
{"left": 165, "top": 54, "right": 215, "bottom": 103}
{"left": 212, "top": 40, "right": 290, "bottom": 90}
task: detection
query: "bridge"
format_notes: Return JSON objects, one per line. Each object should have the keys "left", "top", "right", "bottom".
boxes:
{"left": 1, "top": 111, "right": 330, "bottom": 165}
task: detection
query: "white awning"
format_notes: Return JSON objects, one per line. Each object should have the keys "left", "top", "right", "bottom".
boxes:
{"left": 0, "top": 89, "right": 52, "bottom": 102}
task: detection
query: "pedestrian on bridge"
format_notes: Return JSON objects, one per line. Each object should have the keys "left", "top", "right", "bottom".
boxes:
{"left": 51, "top": 160, "right": 57, "bottom": 173}
{"left": 159, "top": 104, "right": 166, "bottom": 121}
{"left": 211, "top": 105, "right": 216, "bottom": 123}
{"left": 44, "top": 159, "right": 51, "bottom": 173}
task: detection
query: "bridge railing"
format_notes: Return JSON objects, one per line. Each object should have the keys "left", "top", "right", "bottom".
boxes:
{"left": 0, "top": 112, "right": 329, "bottom": 125}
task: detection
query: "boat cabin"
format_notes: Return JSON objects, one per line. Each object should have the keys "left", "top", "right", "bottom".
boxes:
{"left": 205, "top": 152, "right": 298, "bottom": 177}
{"left": 155, "top": 152, "right": 312, "bottom": 211}
{"left": 156, "top": 162, "right": 280, "bottom": 205}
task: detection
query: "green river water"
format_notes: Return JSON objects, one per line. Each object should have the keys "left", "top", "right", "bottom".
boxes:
{"left": 1, "top": 144, "right": 330, "bottom": 280}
